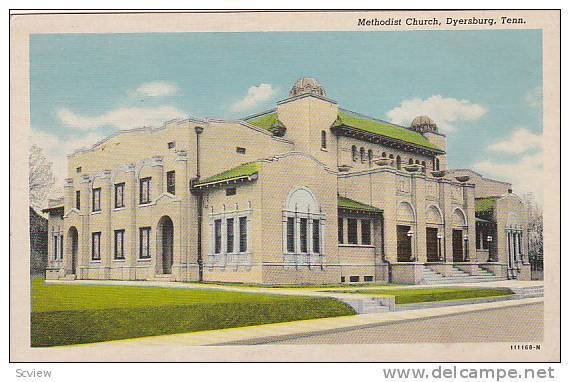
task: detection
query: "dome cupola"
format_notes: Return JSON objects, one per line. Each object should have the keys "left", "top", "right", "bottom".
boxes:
{"left": 289, "top": 77, "right": 326, "bottom": 97}
{"left": 410, "top": 115, "right": 438, "bottom": 133}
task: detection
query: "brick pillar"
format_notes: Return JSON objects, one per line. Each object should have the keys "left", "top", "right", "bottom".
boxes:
{"left": 79, "top": 174, "right": 91, "bottom": 279}
{"left": 125, "top": 163, "right": 137, "bottom": 280}
{"left": 101, "top": 170, "right": 113, "bottom": 279}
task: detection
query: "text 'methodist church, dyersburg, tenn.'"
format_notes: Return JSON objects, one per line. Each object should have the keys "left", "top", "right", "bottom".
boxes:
{"left": 43, "top": 78, "right": 531, "bottom": 285}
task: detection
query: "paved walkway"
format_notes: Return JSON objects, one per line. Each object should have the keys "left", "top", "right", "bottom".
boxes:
{"left": 237, "top": 302, "right": 543, "bottom": 344}
{"left": 66, "top": 297, "right": 542, "bottom": 348}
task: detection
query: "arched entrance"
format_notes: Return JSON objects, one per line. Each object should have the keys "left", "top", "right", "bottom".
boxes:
{"left": 452, "top": 208, "right": 468, "bottom": 262}
{"left": 157, "top": 216, "right": 174, "bottom": 274}
{"left": 396, "top": 202, "right": 416, "bottom": 262}
{"left": 67, "top": 227, "right": 78, "bottom": 275}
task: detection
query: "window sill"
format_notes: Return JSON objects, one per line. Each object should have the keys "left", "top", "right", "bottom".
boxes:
{"left": 114, "top": 206, "right": 126, "bottom": 211}
{"left": 338, "top": 244, "right": 375, "bottom": 248}
{"left": 138, "top": 257, "right": 151, "bottom": 262}
{"left": 320, "top": 148, "right": 328, "bottom": 152}
{"left": 138, "top": 202, "right": 153, "bottom": 208}
{"left": 90, "top": 260, "right": 101, "bottom": 264}
{"left": 91, "top": 210, "right": 102, "bottom": 215}
{"left": 113, "top": 258, "right": 126, "bottom": 262}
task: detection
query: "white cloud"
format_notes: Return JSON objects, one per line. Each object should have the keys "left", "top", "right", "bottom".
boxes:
{"left": 474, "top": 152, "right": 543, "bottom": 204}
{"left": 488, "top": 128, "right": 542, "bottom": 154}
{"left": 30, "top": 130, "right": 106, "bottom": 197}
{"left": 230, "top": 83, "right": 276, "bottom": 113}
{"left": 525, "top": 86, "right": 543, "bottom": 107}
{"left": 386, "top": 95, "right": 487, "bottom": 133}
{"left": 58, "top": 105, "right": 186, "bottom": 130}
{"left": 134, "top": 81, "right": 180, "bottom": 97}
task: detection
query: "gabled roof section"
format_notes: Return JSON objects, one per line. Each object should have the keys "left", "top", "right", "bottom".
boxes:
{"left": 338, "top": 196, "right": 383, "bottom": 214}
{"left": 333, "top": 109, "right": 445, "bottom": 154}
{"left": 475, "top": 197, "right": 498, "bottom": 214}
{"left": 193, "top": 162, "right": 260, "bottom": 189}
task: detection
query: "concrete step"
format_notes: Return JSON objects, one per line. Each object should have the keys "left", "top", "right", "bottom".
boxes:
{"left": 340, "top": 298, "right": 391, "bottom": 314}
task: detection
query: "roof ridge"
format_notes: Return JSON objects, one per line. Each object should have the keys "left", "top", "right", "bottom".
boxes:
{"left": 338, "top": 108, "right": 410, "bottom": 131}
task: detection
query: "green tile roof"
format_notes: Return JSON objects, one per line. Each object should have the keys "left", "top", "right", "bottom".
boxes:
{"left": 334, "top": 111, "right": 442, "bottom": 152}
{"left": 244, "top": 111, "right": 285, "bottom": 135}
{"left": 475, "top": 197, "right": 497, "bottom": 213}
{"left": 338, "top": 196, "right": 382, "bottom": 213}
{"left": 194, "top": 162, "right": 260, "bottom": 187}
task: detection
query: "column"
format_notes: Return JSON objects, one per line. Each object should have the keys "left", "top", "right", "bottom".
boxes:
{"left": 173, "top": 150, "right": 188, "bottom": 280}
{"left": 64, "top": 177, "right": 74, "bottom": 213}
{"left": 125, "top": 164, "right": 137, "bottom": 280}
{"left": 101, "top": 170, "right": 113, "bottom": 278}
{"left": 151, "top": 155, "right": 164, "bottom": 201}
{"left": 79, "top": 174, "right": 91, "bottom": 279}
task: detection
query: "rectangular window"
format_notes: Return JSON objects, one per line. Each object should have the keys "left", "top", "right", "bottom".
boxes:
{"left": 347, "top": 218, "right": 358, "bottom": 244}
{"left": 166, "top": 171, "right": 175, "bottom": 195}
{"left": 92, "top": 188, "right": 101, "bottom": 212}
{"left": 364, "top": 275, "right": 374, "bottom": 282}
{"left": 76, "top": 166, "right": 82, "bottom": 173}
{"left": 341, "top": 276, "right": 345, "bottom": 283}
{"left": 226, "top": 218, "right": 234, "bottom": 253}
{"left": 115, "top": 183, "right": 125, "bottom": 208}
{"left": 214, "top": 219, "right": 222, "bottom": 254}
{"left": 300, "top": 218, "right": 308, "bottom": 253}
{"left": 139, "top": 227, "right": 151, "bottom": 259}
{"left": 91, "top": 232, "right": 101, "bottom": 260}
{"left": 286, "top": 217, "right": 295, "bottom": 253}
{"left": 312, "top": 219, "right": 320, "bottom": 253}
{"left": 76, "top": 190, "right": 81, "bottom": 210}
{"left": 59, "top": 235, "right": 64, "bottom": 259}
{"left": 140, "top": 177, "right": 151, "bottom": 204}
{"left": 114, "top": 230, "right": 125, "bottom": 259}
{"left": 361, "top": 220, "right": 372, "bottom": 245}
{"left": 349, "top": 275, "right": 360, "bottom": 283}
{"left": 53, "top": 235, "right": 58, "bottom": 260}
{"left": 338, "top": 217, "right": 344, "bottom": 244}
{"left": 239, "top": 216, "right": 248, "bottom": 253}
{"left": 225, "top": 187, "right": 236, "bottom": 196}
{"left": 167, "top": 141, "right": 175, "bottom": 149}
{"left": 236, "top": 147, "right": 246, "bottom": 154}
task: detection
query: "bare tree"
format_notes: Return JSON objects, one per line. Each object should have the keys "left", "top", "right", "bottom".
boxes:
{"left": 29, "top": 144, "right": 55, "bottom": 211}
{"left": 522, "top": 193, "right": 543, "bottom": 265}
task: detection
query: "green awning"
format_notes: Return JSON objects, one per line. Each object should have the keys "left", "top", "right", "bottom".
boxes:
{"left": 193, "top": 162, "right": 260, "bottom": 188}
{"left": 338, "top": 196, "right": 382, "bottom": 214}
{"left": 475, "top": 197, "right": 497, "bottom": 214}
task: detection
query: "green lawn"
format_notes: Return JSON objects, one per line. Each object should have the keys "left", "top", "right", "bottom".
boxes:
{"left": 31, "top": 278, "right": 355, "bottom": 347}
{"left": 334, "top": 287, "right": 514, "bottom": 305}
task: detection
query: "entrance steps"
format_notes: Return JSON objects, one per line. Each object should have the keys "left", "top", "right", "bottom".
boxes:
{"left": 510, "top": 285, "right": 544, "bottom": 298}
{"left": 338, "top": 297, "right": 392, "bottom": 314}
{"left": 422, "top": 265, "right": 504, "bottom": 285}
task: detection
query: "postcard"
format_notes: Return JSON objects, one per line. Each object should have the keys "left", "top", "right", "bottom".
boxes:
{"left": 10, "top": 9, "right": 560, "bottom": 362}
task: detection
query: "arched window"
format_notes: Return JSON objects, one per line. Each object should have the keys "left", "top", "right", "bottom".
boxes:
{"left": 282, "top": 188, "right": 325, "bottom": 261}
{"left": 321, "top": 130, "right": 327, "bottom": 149}
{"left": 433, "top": 160, "right": 436, "bottom": 171}
{"left": 352, "top": 146, "right": 357, "bottom": 162}
{"left": 421, "top": 161, "right": 426, "bottom": 173}
{"left": 360, "top": 147, "right": 366, "bottom": 163}
{"left": 368, "top": 149, "right": 373, "bottom": 166}
{"left": 436, "top": 158, "right": 440, "bottom": 170}
{"left": 396, "top": 155, "right": 401, "bottom": 170}
{"left": 382, "top": 152, "right": 387, "bottom": 158}
{"left": 415, "top": 160, "right": 420, "bottom": 165}
{"left": 389, "top": 154, "right": 394, "bottom": 159}
{"left": 409, "top": 158, "right": 414, "bottom": 165}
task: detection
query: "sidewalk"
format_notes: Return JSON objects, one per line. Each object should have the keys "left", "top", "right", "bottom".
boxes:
{"left": 66, "top": 297, "right": 542, "bottom": 348}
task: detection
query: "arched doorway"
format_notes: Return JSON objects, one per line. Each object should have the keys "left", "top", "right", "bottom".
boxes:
{"left": 452, "top": 208, "right": 468, "bottom": 262}
{"left": 67, "top": 227, "right": 78, "bottom": 275}
{"left": 396, "top": 202, "right": 416, "bottom": 262}
{"left": 157, "top": 216, "right": 174, "bottom": 274}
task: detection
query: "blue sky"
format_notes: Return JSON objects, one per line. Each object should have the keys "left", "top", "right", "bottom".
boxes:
{"left": 30, "top": 30, "right": 543, "bottom": 201}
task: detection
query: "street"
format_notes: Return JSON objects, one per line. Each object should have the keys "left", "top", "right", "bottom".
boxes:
{"left": 235, "top": 302, "right": 543, "bottom": 345}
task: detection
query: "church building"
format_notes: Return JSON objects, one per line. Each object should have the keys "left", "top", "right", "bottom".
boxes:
{"left": 43, "top": 78, "right": 531, "bottom": 284}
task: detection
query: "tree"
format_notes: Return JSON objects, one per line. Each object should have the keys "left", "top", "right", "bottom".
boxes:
{"left": 29, "top": 144, "right": 55, "bottom": 211}
{"left": 522, "top": 193, "right": 543, "bottom": 269}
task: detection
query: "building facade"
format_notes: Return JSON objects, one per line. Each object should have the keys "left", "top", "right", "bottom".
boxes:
{"left": 43, "top": 78, "right": 531, "bottom": 284}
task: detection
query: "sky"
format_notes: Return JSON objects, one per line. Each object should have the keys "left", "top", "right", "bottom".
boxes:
{"left": 30, "top": 30, "right": 543, "bottom": 203}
